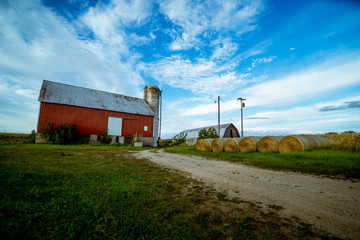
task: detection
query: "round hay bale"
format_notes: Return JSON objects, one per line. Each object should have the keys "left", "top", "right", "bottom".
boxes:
{"left": 257, "top": 136, "right": 283, "bottom": 152}
{"left": 200, "top": 139, "right": 214, "bottom": 152}
{"left": 239, "top": 137, "right": 261, "bottom": 152}
{"left": 211, "top": 138, "right": 226, "bottom": 152}
{"left": 195, "top": 139, "right": 203, "bottom": 150}
{"left": 312, "top": 135, "right": 335, "bottom": 148}
{"left": 279, "top": 135, "right": 318, "bottom": 153}
{"left": 224, "top": 138, "right": 242, "bottom": 152}
{"left": 323, "top": 136, "right": 335, "bottom": 145}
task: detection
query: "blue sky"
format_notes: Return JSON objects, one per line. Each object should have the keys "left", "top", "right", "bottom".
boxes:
{"left": 1, "top": 0, "right": 359, "bottom": 138}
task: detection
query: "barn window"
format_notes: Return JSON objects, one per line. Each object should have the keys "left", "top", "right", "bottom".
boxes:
{"left": 144, "top": 126, "right": 148, "bottom": 131}
{"left": 108, "top": 117, "right": 122, "bottom": 136}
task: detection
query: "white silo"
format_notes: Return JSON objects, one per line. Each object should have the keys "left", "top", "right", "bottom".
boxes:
{"left": 144, "top": 85, "right": 160, "bottom": 147}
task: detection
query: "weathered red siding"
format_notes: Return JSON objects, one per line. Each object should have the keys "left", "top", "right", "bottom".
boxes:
{"left": 223, "top": 124, "right": 240, "bottom": 138}
{"left": 37, "top": 102, "right": 154, "bottom": 137}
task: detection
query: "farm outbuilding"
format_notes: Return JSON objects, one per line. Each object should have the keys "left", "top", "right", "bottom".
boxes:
{"left": 36, "top": 80, "right": 160, "bottom": 146}
{"left": 179, "top": 123, "right": 240, "bottom": 146}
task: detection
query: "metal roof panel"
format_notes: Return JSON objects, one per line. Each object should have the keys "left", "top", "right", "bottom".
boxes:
{"left": 180, "top": 123, "right": 234, "bottom": 138}
{"left": 38, "top": 80, "right": 155, "bottom": 116}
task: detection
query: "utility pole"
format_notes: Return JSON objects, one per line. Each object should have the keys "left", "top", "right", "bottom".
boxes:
{"left": 215, "top": 96, "right": 220, "bottom": 136}
{"left": 237, "top": 97, "right": 246, "bottom": 137}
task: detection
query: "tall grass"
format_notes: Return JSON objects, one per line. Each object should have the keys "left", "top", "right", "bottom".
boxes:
{"left": 0, "top": 144, "right": 327, "bottom": 239}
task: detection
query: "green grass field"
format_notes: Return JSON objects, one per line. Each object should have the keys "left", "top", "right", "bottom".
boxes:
{"left": 165, "top": 146, "right": 360, "bottom": 179}
{"left": 0, "top": 143, "right": 330, "bottom": 239}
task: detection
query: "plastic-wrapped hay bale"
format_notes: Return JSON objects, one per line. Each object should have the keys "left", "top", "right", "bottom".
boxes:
{"left": 239, "top": 137, "right": 261, "bottom": 152}
{"left": 224, "top": 138, "right": 242, "bottom": 152}
{"left": 323, "top": 136, "right": 335, "bottom": 145}
{"left": 257, "top": 136, "right": 283, "bottom": 152}
{"left": 211, "top": 138, "right": 226, "bottom": 152}
{"left": 195, "top": 139, "right": 203, "bottom": 150}
{"left": 279, "top": 135, "right": 335, "bottom": 153}
{"left": 312, "top": 135, "right": 335, "bottom": 147}
{"left": 279, "top": 135, "right": 318, "bottom": 153}
{"left": 200, "top": 139, "right": 214, "bottom": 152}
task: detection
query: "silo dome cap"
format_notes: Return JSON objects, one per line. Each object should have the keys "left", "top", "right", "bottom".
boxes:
{"left": 145, "top": 84, "right": 160, "bottom": 90}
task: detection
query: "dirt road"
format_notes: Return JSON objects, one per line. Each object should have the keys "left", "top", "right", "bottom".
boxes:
{"left": 133, "top": 149, "right": 360, "bottom": 239}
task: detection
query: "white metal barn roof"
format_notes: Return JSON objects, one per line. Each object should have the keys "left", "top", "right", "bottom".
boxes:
{"left": 38, "top": 80, "right": 155, "bottom": 116}
{"left": 180, "top": 123, "right": 236, "bottom": 139}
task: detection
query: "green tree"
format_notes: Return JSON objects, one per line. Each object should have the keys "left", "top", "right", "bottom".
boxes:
{"left": 55, "top": 123, "right": 80, "bottom": 144}
{"left": 41, "top": 121, "right": 56, "bottom": 143}
{"left": 198, "top": 127, "right": 219, "bottom": 139}
{"left": 41, "top": 122, "right": 80, "bottom": 144}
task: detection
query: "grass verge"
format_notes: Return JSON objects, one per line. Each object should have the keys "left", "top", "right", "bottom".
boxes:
{"left": 0, "top": 144, "right": 329, "bottom": 239}
{"left": 165, "top": 146, "right": 360, "bottom": 179}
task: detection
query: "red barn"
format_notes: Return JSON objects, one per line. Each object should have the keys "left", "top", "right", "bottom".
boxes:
{"left": 36, "top": 80, "right": 160, "bottom": 146}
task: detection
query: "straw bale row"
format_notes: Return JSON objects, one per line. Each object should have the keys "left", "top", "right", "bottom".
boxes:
{"left": 196, "top": 135, "right": 334, "bottom": 153}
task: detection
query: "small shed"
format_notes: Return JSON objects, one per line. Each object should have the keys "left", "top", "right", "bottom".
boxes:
{"left": 179, "top": 123, "right": 240, "bottom": 146}
{"left": 36, "top": 80, "right": 160, "bottom": 146}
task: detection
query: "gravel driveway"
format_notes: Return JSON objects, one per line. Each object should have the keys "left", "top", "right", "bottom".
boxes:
{"left": 133, "top": 149, "right": 360, "bottom": 239}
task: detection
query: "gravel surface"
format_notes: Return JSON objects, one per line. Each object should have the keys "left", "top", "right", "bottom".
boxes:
{"left": 133, "top": 149, "right": 360, "bottom": 239}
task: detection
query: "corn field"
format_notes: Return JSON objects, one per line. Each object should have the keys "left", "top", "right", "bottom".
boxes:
{"left": 0, "top": 132, "right": 35, "bottom": 143}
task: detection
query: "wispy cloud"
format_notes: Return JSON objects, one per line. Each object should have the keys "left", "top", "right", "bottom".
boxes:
{"left": 243, "top": 55, "right": 360, "bottom": 107}
{"left": 145, "top": 55, "right": 249, "bottom": 95}
{"left": 0, "top": 0, "right": 149, "bottom": 94}
{"left": 0, "top": 0, "right": 153, "bottom": 132}
{"left": 80, "top": 0, "right": 152, "bottom": 47}
{"left": 159, "top": 0, "right": 264, "bottom": 50}
{"left": 211, "top": 38, "right": 239, "bottom": 60}
{"left": 249, "top": 56, "right": 277, "bottom": 69}
{"left": 176, "top": 54, "right": 360, "bottom": 117}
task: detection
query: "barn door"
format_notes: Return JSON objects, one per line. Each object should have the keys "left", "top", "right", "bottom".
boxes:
{"left": 108, "top": 117, "right": 122, "bottom": 136}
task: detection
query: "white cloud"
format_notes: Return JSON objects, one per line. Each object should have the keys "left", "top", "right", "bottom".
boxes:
{"left": 243, "top": 57, "right": 360, "bottom": 107}
{"left": 159, "top": 0, "right": 263, "bottom": 50}
{"left": 14, "top": 89, "right": 38, "bottom": 100}
{"left": 251, "top": 56, "right": 277, "bottom": 68}
{"left": 211, "top": 39, "right": 239, "bottom": 60}
{"left": 212, "top": 0, "right": 263, "bottom": 32}
{"left": 176, "top": 54, "right": 360, "bottom": 117}
{"left": 159, "top": 0, "right": 210, "bottom": 50}
{"left": 290, "top": 47, "right": 295, "bottom": 50}
{"left": 145, "top": 39, "right": 272, "bottom": 97}
{"left": 82, "top": 0, "right": 151, "bottom": 29}
{"left": 0, "top": 0, "right": 147, "bottom": 93}
{"left": 0, "top": 0, "right": 151, "bottom": 132}
{"left": 129, "top": 33, "right": 152, "bottom": 46}
{"left": 146, "top": 55, "right": 249, "bottom": 95}
{"left": 80, "top": 0, "right": 153, "bottom": 53}
{"left": 169, "top": 32, "right": 197, "bottom": 50}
